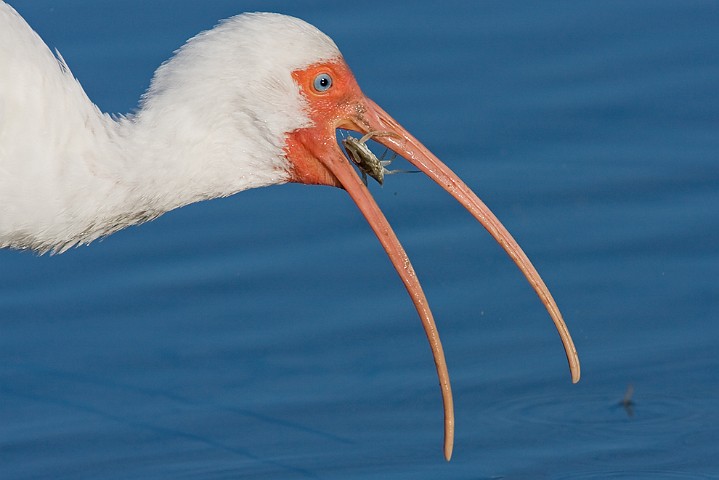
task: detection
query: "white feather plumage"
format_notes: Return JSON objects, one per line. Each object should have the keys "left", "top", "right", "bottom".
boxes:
{"left": 0, "top": 3, "right": 341, "bottom": 252}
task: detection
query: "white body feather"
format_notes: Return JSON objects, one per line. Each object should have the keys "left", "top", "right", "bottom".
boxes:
{"left": 0, "top": 2, "right": 340, "bottom": 252}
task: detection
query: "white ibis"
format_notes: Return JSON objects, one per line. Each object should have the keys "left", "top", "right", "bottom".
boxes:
{"left": 0, "top": 3, "right": 580, "bottom": 460}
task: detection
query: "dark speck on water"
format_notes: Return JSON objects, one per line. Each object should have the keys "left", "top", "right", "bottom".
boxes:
{"left": 2, "top": 1, "right": 718, "bottom": 478}
{"left": 619, "top": 384, "right": 635, "bottom": 417}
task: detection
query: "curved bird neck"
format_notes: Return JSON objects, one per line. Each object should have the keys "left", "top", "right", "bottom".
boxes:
{"left": 0, "top": 57, "right": 293, "bottom": 254}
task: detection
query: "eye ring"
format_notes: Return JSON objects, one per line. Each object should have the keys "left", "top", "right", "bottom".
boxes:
{"left": 313, "top": 73, "right": 333, "bottom": 92}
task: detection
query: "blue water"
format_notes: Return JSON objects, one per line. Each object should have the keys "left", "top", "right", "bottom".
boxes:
{"left": 2, "top": 1, "right": 718, "bottom": 478}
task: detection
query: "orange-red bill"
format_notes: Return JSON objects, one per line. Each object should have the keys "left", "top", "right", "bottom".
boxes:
{"left": 338, "top": 97, "right": 579, "bottom": 461}
{"left": 286, "top": 61, "right": 580, "bottom": 461}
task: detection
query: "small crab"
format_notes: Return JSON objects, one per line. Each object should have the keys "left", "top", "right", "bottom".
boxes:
{"left": 342, "top": 131, "right": 403, "bottom": 186}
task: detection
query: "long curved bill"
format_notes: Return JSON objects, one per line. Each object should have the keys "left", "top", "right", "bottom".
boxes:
{"left": 307, "top": 95, "right": 580, "bottom": 461}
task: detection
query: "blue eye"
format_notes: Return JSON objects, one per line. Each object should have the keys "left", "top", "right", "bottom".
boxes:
{"left": 313, "top": 73, "right": 332, "bottom": 92}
